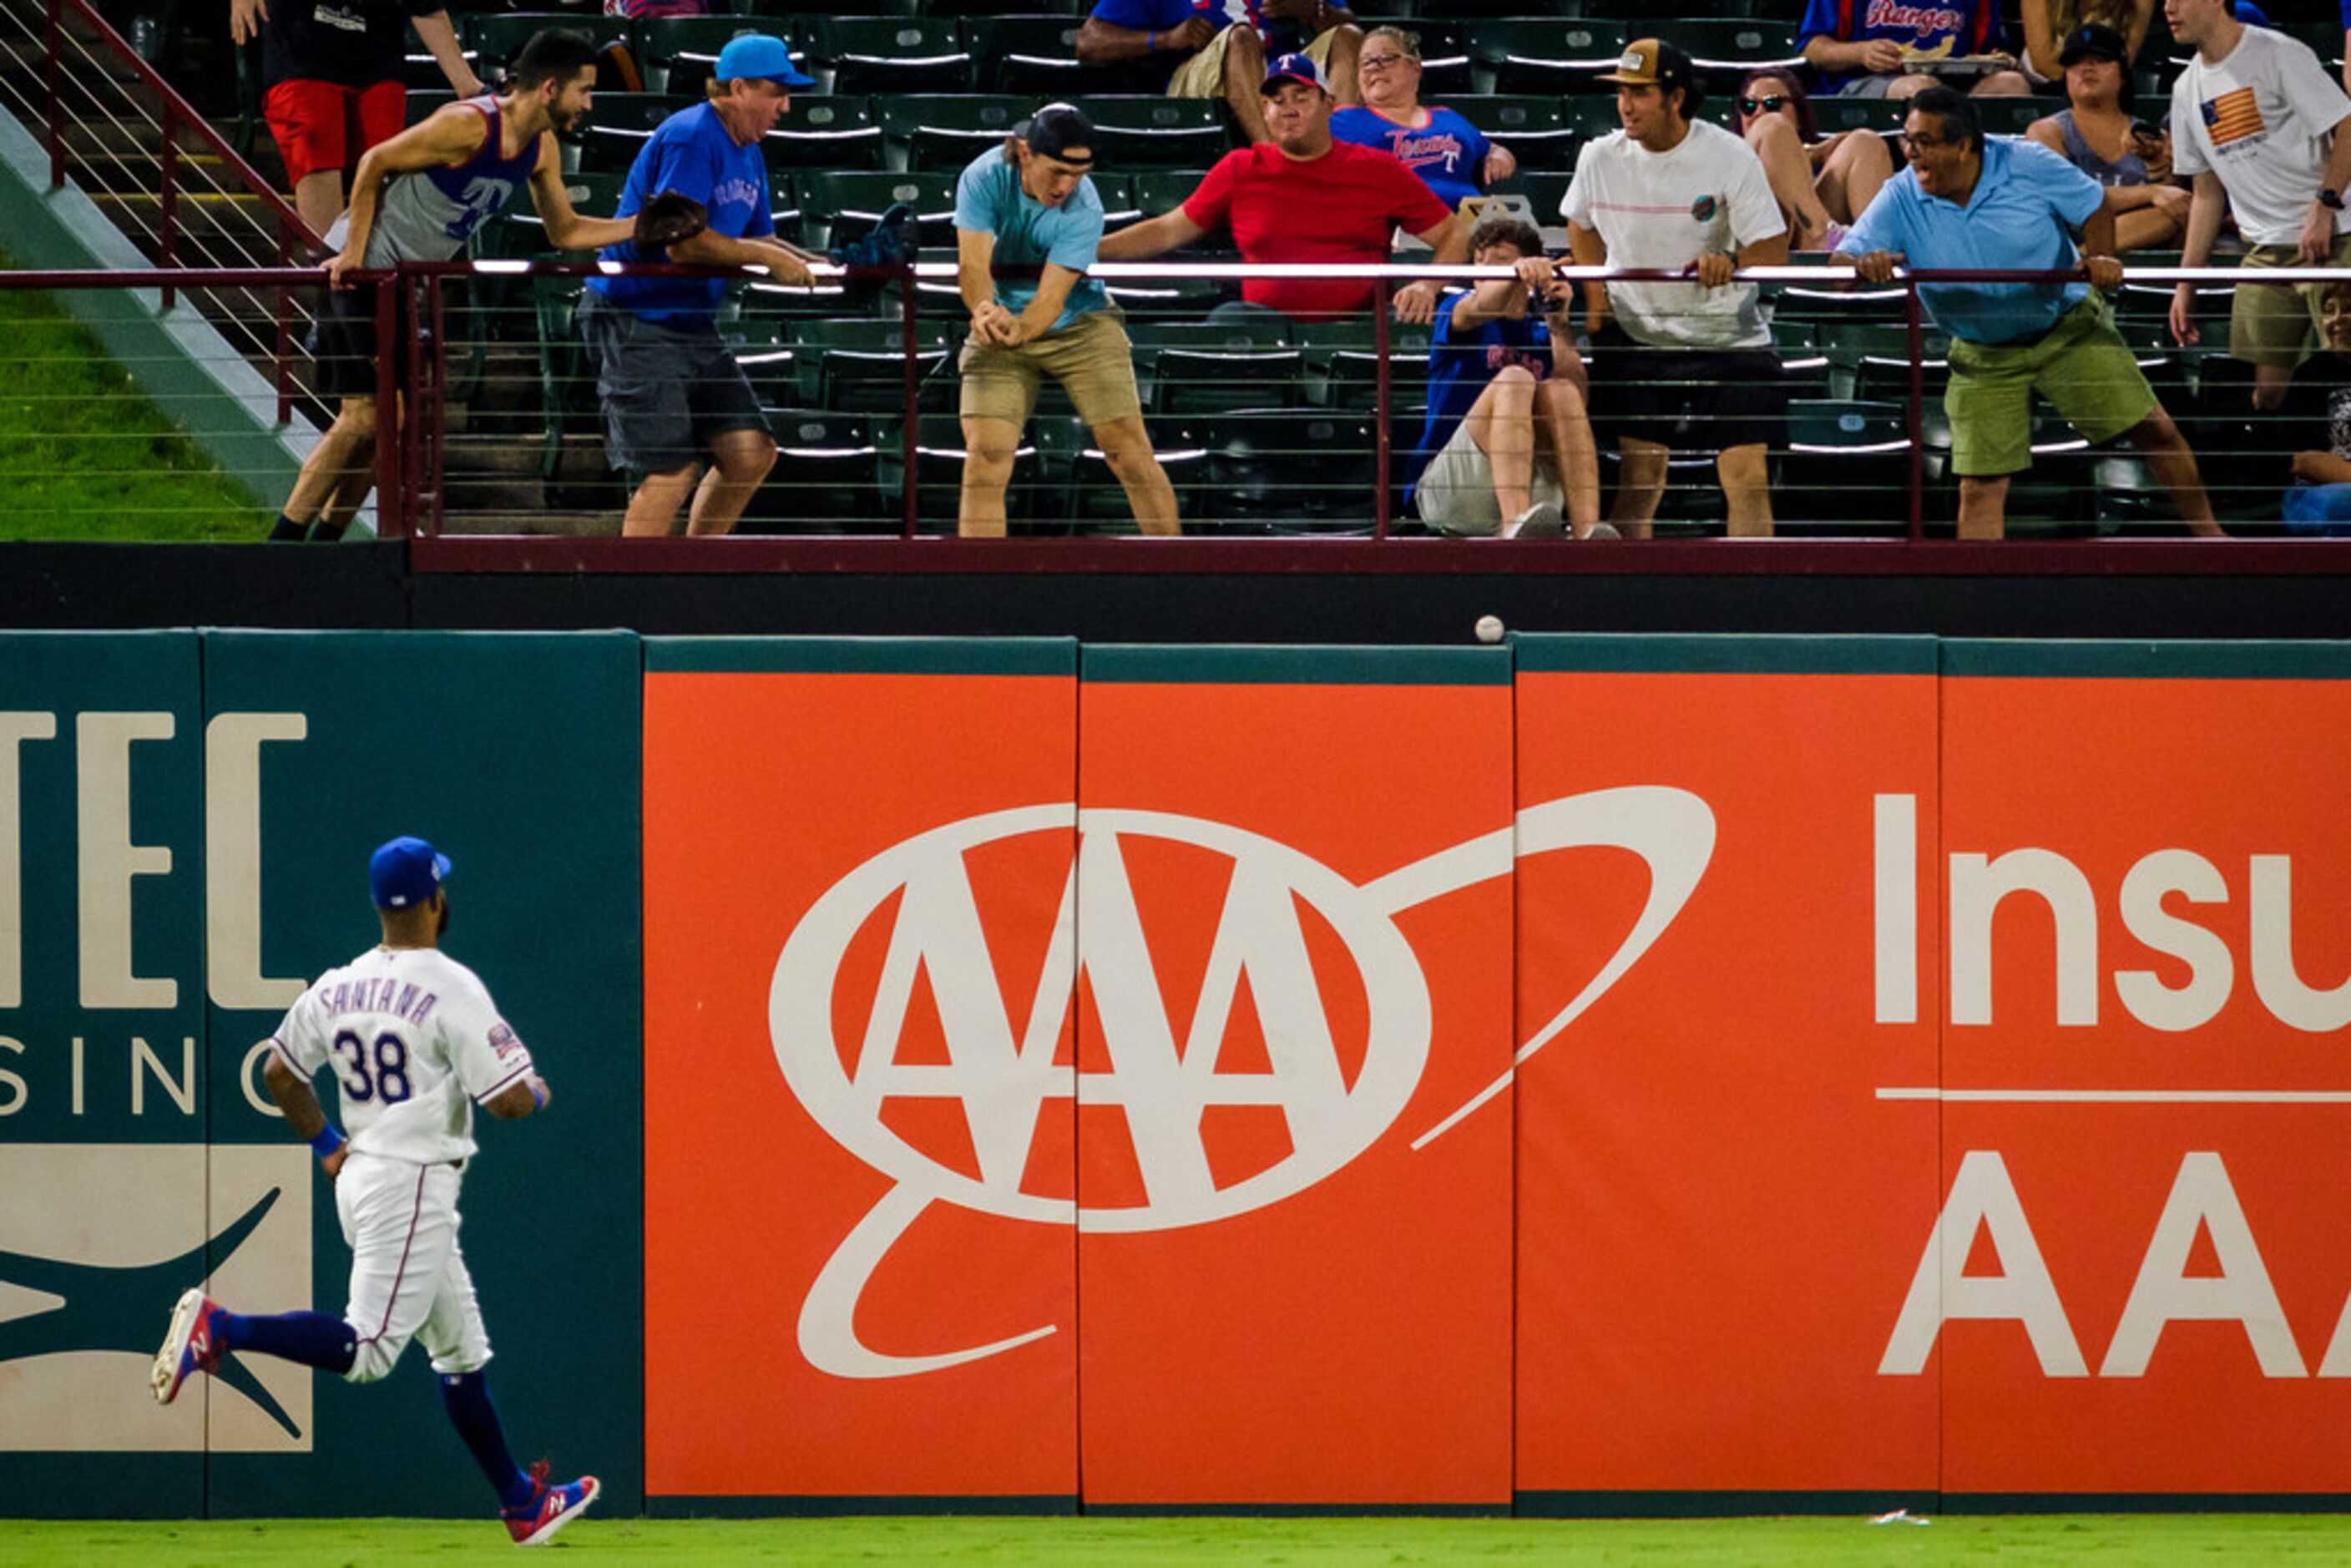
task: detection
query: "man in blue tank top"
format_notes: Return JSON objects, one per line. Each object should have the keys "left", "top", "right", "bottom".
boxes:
{"left": 270, "top": 29, "right": 637, "bottom": 542}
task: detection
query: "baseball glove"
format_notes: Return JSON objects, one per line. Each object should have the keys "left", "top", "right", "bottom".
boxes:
{"left": 634, "top": 189, "right": 708, "bottom": 250}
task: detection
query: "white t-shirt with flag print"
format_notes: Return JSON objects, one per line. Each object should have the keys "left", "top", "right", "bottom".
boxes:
{"left": 2171, "top": 25, "right": 2351, "bottom": 247}
{"left": 269, "top": 946, "right": 535, "bottom": 1166}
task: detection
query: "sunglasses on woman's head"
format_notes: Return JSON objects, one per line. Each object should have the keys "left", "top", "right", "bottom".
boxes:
{"left": 1740, "top": 94, "right": 1789, "bottom": 114}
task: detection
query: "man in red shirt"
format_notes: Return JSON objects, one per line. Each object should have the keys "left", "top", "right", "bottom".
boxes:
{"left": 1098, "top": 52, "right": 1465, "bottom": 321}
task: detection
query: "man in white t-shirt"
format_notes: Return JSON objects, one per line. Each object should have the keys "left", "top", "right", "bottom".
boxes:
{"left": 152, "top": 837, "right": 599, "bottom": 1548}
{"left": 2166, "top": 0, "right": 2351, "bottom": 411}
{"left": 1563, "top": 38, "right": 1792, "bottom": 537}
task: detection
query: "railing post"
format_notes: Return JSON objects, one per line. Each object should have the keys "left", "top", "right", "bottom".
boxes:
{"left": 1904, "top": 274, "right": 1924, "bottom": 544}
{"left": 158, "top": 101, "right": 177, "bottom": 310}
{"left": 1373, "top": 275, "right": 1392, "bottom": 540}
{"left": 373, "top": 272, "right": 405, "bottom": 539}
{"left": 275, "top": 225, "right": 295, "bottom": 426}
{"left": 44, "top": 0, "right": 64, "bottom": 189}
{"left": 900, "top": 260, "right": 919, "bottom": 540}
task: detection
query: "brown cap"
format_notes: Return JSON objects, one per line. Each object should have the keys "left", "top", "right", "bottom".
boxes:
{"left": 1598, "top": 38, "right": 1693, "bottom": 90}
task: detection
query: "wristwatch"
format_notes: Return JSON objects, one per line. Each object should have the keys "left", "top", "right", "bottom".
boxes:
{"left": 2320, "top": 188, "right": 2345, "bottom": 211}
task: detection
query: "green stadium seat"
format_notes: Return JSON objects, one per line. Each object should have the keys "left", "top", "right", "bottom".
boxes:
{"left": 1126, "top": 167, "right": 1213, "bottom": 218}
{"left": 571, "top": 94, "right": 690, "bottom": 175}
{"left": 746, "top": 409, "right": 889, "bottom": 533}
{"left": 1379, "top": 18, "right": 1474, "bottom": 98}
{"left": 1807, "top": 95, "right": 1907, "bottom": 138}
{"left": 405, "top": 89, "right": 456, "bottom": 128}
{"left": 808, "top": 16, "right": 971, "bottom": 95}
{"left": 765, "top": 95, "right": 886, "bottom": 171}
{"left": 1655, "top": 18, "right": 1806, "bottom": 91}
{"left": 964, "top": 15, "right": 1093, "bottom": 97}
{"left": 637, "top": 18, "right": 817, "bottom": 98}
{"left": 794, "top": 316, "right": 958, "bottom": 414}
{"left": 921, "top": 0, "right": 1088, "bottom": 17}
{"left": 1298, "top": 319, "right": 1433, "bottom": 412}
{"left": 1147, "top": 345, "right": 1308, "bottom": 414}
{"left": 1074, "top": 95, "right": 1234, "bottom": 167}
{"left": 1187, "top": 409, "right": 1380, "bottom": 533}
{"left": 876, "top": 93, "right": 1033, "bottom": 170}
{"left": 461, "top": 13, "right": 621, "bottom": 86}
{"left": 1125, "top": 318, "right": 1293, "bottom": 350}
{"left": 716, "top": 0, "right": 912, "bottom": 14}
{"left": 1445, "top": 96, "right": 1578, "bottom": 170}
{"left": 795, "top": 169, "right": 960, "bottom": 252}
{"left": 1777, "top": 398, "right": 1914, "bottom": 530}
{"left": 729, "top": 320, "right": 804, "bottom": 408}
{"left": 1468, "top": 18, "right": 1623, "bottom": 96}
{"left": 1976, "top": 96, "right": 2070, "bottom": 139}
{"left": 1100, "top": 271, "right": 1236, "bottom": 321}
{"left": 1485, "top": 168, "right": 1571, "bottom": 227}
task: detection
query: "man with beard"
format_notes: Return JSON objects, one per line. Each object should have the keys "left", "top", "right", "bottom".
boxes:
{"left": 270, "top": 29, "right": 639, "bottom": 541}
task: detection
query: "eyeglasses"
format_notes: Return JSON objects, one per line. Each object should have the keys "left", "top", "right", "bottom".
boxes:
{"left": 1738, "top": 94, "right": 1789, "bottom": 114}
{"left": 1357, "top": 53, "right": 1413, "bottom": 69}
{"left": 1900, "top": 131, "right": 1962, "bottom": 153}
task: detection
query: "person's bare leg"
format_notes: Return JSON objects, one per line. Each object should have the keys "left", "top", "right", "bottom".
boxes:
{"left": 291, "top": 169, "right": 342, "bottom": 239}
{"left": 958, "top": 414, "right": 1021, "bottom": 538}
{"left": 1466, "top": 367, "right": 1538, "bottom": 518}
{"left": 1745, "top": 115, "right": 1833, "bottom": 248}
{"left": 1718, "top": 442, "right": 1774, "bottom": 537}
{"left": 1820, "top": 126, "right": 1893, "bottom": 225}
{"left": 687, "top": 427, "right": 778, "bottom": 536}
{"left": 1321, "top": 23, "right": 1363, "bottom": 106}
{"left": 2126, "top": 407, "right": 2224, "bottom": 537}
{"left": 1533, "top": 377, "right": 1600, "bottom": 534}
{"left": 283, "top": 397, "right": 374, "bottom": 524}
{"left": 1956, "top": 473, "right": 2010, "bottom": 540}
{"left": 1969, "top": 70, "right": 2031, "bottom": 96}
{"left": 1221, "top": 27, "right": 1271, "bottom": 144}
{"left": 623, "top": 463, "right": 699, "bottom": 538}
{"left": 2252, "top": 361, "right": 2296, "bottom": 412}
{"left": 1092, "top": 414, "right": 1181, "bottom": 535}
{"left": 1612, "top": 438, "right": 1667, "bottom": 539}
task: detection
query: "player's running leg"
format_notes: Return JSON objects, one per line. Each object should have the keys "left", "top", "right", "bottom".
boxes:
{"left": 152, "top": 1288, "right": 357, "bottom": 1404}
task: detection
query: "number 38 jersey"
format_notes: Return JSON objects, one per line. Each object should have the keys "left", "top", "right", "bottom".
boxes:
{"left": 268, "top": 946, "right": 536, "bottom": 1166}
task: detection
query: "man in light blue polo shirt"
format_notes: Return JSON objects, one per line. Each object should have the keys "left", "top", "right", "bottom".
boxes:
{"left": 954, "top": 103, "right": 1178, "bottom": 538}
{"left": 1837, "top": 86, "right": 2220, "bottom": 539}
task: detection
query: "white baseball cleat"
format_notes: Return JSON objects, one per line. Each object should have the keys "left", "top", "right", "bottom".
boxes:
{"left": 503, "top": 1463, "right": 600, "bottom": 1546}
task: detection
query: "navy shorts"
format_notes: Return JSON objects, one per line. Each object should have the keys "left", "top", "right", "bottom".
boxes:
{"left": 579, "top": 292, "right": 766, "bottom": 473}
{"left": 304, "top": 284, "right": 411, "bottom": 403}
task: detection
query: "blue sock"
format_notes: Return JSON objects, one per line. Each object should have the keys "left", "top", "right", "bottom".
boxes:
{"left": 440, "top": 1370, "right": 533, "bottom": 1511}
{"left": 220, "top": 1309, "right": 356, "bottom": 1373}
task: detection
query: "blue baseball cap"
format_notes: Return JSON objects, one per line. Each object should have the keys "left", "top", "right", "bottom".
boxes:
{"left": 1261, "top": 52, "right": 1327, "bottom": 93}
{"left": 370, "top": 836, "right": 451, "bottom": 910}
{"left": 713, "top": 33, "right": 816, "bottom": 89}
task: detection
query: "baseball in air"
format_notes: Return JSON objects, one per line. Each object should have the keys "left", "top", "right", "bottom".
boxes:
{"left": 1474, "top": 615, "right": 1504, "bottom": 645}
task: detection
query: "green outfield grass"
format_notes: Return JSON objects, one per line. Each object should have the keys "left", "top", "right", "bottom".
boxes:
{"left": 6, "top": 1514, "right": 2351, "bottom": 1565}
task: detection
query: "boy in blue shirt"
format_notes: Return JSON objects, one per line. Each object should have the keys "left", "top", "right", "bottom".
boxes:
{"left": 955, "top": 104, "right": 1180, "bottom": 537}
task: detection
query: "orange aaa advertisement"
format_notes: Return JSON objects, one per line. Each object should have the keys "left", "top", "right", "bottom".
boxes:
{"left": 1511, "top": 636, "right": 1942, "bottom": 1506}
{"left": 1073, "top": 647, "right": 1515, "bottom": 1507}
{"left": 641, "top": 640, "right": 1080, "bottom": 1505}
{"left": 1931, "top": 644, "right": 2351, "bottom": 1498}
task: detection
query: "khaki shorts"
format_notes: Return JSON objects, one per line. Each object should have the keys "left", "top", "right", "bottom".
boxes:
{"left": 1945, "top": 291, "right": 2155, "bottom": 478}
{"left": 958, "top": 307, "right": 1144, "bottom": 427}
{"left": 1167, "top": 24, "right": 1337, "bottom": 99}
{"left": 2229, "top": 236, "right": 2351, "bottom": 368}
{"left": 1413, "top": 416, "right": 1565, "bottom": 534}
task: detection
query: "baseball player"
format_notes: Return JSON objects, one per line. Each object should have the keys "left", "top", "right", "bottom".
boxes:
{"left": 151, "top": 836, "right": 596, "bottom": 1547}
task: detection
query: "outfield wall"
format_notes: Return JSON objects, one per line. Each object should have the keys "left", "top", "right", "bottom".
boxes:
{"left": 3, "top": 631, "right": 2347, "bottom": 1516}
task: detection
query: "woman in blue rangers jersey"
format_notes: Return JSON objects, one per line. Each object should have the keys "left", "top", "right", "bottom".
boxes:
{"left": 1329, "top": 26, "right": 1514, "bottom": 211}
{"left": 269, "top": 29, "right": 639, "bottom": 544}
{"left": 153, "top": 836, "right": 599, "bottom": 1547}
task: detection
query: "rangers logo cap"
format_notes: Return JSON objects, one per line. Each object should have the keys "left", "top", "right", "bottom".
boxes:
{"left": 1598, "top": 38, "right": 1693, "bottom": 92}
{"left": 370, "top": 835, "right": 452, "bottom": 909}
{"left": 713, "top": 33, "right": 816, "bottom": 90}
{"left": 1261, "top": 52, "right": 1327, "bottom": 94}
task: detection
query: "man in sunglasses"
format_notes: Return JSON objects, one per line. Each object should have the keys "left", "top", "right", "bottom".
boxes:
{"left": 1838, "top": 87, "right": 2221, "bottom": 539}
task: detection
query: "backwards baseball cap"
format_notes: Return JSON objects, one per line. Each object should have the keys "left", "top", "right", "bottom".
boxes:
{"left": 1261, "top": 51, "right": 1327, "bottom": 93}
{"left": 713, "top": 33, "right": 816, "bottom": 90}
{"left": 1019, "top": 102, "right": 1096, "bottom": 166}
{"left": 2057, "top": 23, "right": 2127, "bottom": 64}
{"left": 1599, "top": 38, "right": 1693, "bottom": 92}
{"left": 370, "top": 835, "right": 451, "bottom": 910}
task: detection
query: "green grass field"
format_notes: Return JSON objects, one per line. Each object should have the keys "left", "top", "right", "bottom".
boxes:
{"left": 7, "top": 1514, "right": 2351, "bottom": 1565}
{"left": 0, "top": 278, "right": 263, "bottom": 542}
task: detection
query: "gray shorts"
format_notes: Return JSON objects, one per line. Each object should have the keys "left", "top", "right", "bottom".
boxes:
{"left": 579, "top": 293, "right": 766, "bottom": 474}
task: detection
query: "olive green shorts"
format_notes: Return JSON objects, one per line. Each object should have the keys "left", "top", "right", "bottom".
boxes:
{"left": 1945, "top": 292, "right": 2155, "bottom": 478}
{"left": 2229, "top": 235, "right": 2351, "bottom": 368}
{"left": 959, "top": 308, "right": 1144, "bottom": 428}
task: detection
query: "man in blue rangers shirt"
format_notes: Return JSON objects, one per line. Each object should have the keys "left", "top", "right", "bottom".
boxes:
{"left": 954, "top": 104, "right": 1181, "bottom": 537}
{"left": 1407, "top": 214, "right": 1605, "bottom": 539}
{"left": 582, "top": 33, "right": 820, "bottom": 538}
{"left": 1836, "top": 87, "right": 2219, "bottom": 539}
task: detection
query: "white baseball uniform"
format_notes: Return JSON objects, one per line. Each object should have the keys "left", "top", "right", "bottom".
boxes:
{"left": 268, "top": 945, "right": 537, "bottom": 1383}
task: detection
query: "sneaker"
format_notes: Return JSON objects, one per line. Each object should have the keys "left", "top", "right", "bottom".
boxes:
{"left": 503, "top": 1461, "right": 600, "bottom": 1547}
{"left": 151, "top": 1288, "right": 226, "bottom": 1406}
{"left": 1506, "top": 500, "right": 1565, "bottom": 539}
{"left": 1579, "top": 521, "right": 1624, "bottom": 540}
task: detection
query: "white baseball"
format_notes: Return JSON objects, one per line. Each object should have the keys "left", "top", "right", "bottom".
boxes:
{"left": 1474, "top": 615, "right": 1505, "bottom": 645}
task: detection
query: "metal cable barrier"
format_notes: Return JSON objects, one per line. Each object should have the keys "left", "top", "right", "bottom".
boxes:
{"left": 2, "top": 255, "right": 2348, "bottom": 548}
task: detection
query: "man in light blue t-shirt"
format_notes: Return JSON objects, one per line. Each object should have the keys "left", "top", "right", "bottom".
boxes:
{"left": 954, "top": 104, "right": 1179, "bottom": 537}
{"left": 1838, "top": 87, "right": 2217, "bottom": 540}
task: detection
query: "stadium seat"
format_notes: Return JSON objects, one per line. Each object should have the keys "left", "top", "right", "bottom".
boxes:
{"left": 746, "top": 409, "right": 889, "bottom": 533}
{"left": 1833, "top": 321, "right": 1954, "bottom": 406}
{"left": 1486, "top": 169, "right": 1572, "bottom": 229}
{"left": 1100, "top": 271, "right": 1236, "bottom": 321}
{"left": 765, "top": 95, "right": 887, "bottom": 171}
{"left": 1444, "top": 96, "right": 1578, "bottom": 170}
{"left": 1777, "top": 398, "right": 1914, "bottom": 531}
{"left": 1558, "top": 92, "right": 1627, "bottom": 142}
{"left": 1975, "top": 96, "right": 2070, "bottom": 139}
{"left": 1187, "top": 409, "right": 1380, "bottom": 533}
{"left": 795, "top": 168, "right": 959, "bottom": 252}
{"left": 1030, "top": 414, "right": 1206, "bottom": 533}
{"left": 530, "top": 276, "right": 601, "bottom": 493}
{"left": 729, "top": 320, "right": 803, "bottom": 408}
{"left": 1075, "top": 96, "right": 1235, "bottom": 167}
{"left": 877, "top": 93, "right": 1034, "bottom": 170}
{"left": 571, "top": 93, "right": 690, "bottom": 174}
{"left": 809, "top": 15, "right": 971, "bottom": 95}
{"left": 1093, "top": 174, "right": 1141, "bottom": 223}
{"left": 1468, "top": 18, "right": 1624, "bottom": 96}
{"left": 715, "top": 0, "right": 908, "bottom": 14}
{"left": 1126, "top": 168, "right": 1214, "bottom": 218}
{"left": 1299, "top": 320, "right": 1433, "bottom": 412}
{"left": 1651, "top": 18, "right": 1806, "bottom": 92}
{"left": 1382, "top": 18, "right": 1474, "bottom": 97}
{"left": 637, "top": 18, "right": 817, "bottom": 98}
{"left": 1125, "top": 318, "right": 1292, "bottom": 351}
{"left": 920, "top": 0, "right": 1088, "bottom": 17}
{"left": 461, "top": 13, "right": 620, "bottom": 87}
{"left": 1808, "top": 96, "right": 1906, "bottom": 138}
{"left": 1148, "top": 345, "right": 1308, "bottom": 414}
{"left": 963, "top": 15, "right": 1094, "bottom": 97}
{"left": 405, "top": 89, "right": 456, "bottom": 129}
{"left": 794, "top": 317, "right": 958, "bottom": 414}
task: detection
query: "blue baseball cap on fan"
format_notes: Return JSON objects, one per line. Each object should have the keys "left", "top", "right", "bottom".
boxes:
{"left": 1261, "top": 52, "right": 1327, "bottom": 93}
{"left": 370, "top": 836, "right": 451, "bottom": 909}
{"left": 714, "top": 33, "right": 816, "bottom": 89}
